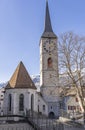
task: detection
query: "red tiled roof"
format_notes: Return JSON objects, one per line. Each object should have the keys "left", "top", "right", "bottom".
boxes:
{"left": 6, "top": 61, "right": 36, "bottom": 90}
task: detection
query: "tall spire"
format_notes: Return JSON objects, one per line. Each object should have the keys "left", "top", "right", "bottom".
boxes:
{"left": 44, "top": 0, "right": 53, "bottom": 32}
{"left": 41, "top": 0, "right": 56, "bottom": 38}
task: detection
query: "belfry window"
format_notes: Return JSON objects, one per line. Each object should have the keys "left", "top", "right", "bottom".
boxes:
{"left": 9, "top": 94, "right": 12, "bottom": 111}
{"left": 19, "top": 94, "right": 24, "bottom": 111}
{"left": 47, "top": 57, "right": 53, "bottom": 68}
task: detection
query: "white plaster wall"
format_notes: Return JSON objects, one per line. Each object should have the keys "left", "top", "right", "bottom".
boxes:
{"left": 48, "top": 101, "right": 60, "bottom": 117}
{"left": 3, "top": 88, "right": 38, "bottom": 115}
{"left": 37, "top": 93, "right": 48, "bottom": 116}
{"left": 65, "top": 95, "right": 84, "bottom": 114}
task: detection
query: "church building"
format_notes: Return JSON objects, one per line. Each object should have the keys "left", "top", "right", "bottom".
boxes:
{"left": 3, "top": 1, "right": 60, "bottom": 119}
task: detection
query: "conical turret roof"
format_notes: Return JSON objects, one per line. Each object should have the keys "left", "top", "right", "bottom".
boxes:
{"left": 6, "top": 61, "right": 36, "bottom": 89}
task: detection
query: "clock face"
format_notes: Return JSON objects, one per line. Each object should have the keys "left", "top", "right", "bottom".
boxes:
{"left": 43, "top": 39, "right": 56, "bottom": 53}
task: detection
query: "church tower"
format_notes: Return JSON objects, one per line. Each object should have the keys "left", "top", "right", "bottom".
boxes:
{"left": 40, "top": 1, "right": 60, "bottom": 117}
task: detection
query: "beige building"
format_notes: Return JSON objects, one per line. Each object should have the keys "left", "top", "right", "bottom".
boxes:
{"left": 61, "top": 87, "right": 84, "bottom": 120}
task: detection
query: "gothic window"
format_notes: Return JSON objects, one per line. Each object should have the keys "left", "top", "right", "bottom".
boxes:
{"left": 51, "top": 106, "right": 52, "bottom": 109}
{"left": 38, "top": 105, "right": 39, "bottom": 113}
{"left": 47, "top": 57, "right": 53, "bottom": 68}
{"left": 19, "top": 94, "right": 24, "bottom": 111}
{"left": 9, "top": 94, "right": 12, "bottom": 111}
{"left": 31, "top": 94, "right": 34, "bottom": 111}
{"left": 59, "top": 102, "right": 63, "bottom": 109}
{"left": 43, "top": 105, "right": 45, "bottom": 111}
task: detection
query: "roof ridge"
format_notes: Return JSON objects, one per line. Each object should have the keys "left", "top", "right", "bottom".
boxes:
{"left": 15, "top": 61, "right": 22, "bottom": 87}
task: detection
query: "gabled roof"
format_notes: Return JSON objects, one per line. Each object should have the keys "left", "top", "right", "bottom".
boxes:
{"left": 6, "top": 61, "right": 36, "bottom": 90}
{"left": 41, "top": 0, "right": 57, "bottom": 38}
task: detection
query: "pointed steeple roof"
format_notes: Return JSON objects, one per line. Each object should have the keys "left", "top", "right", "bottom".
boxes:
{"left": 6, "top": 61, "right": 36, "bottom": 89}
{"left": 44, "top": 0, "right": 53, "bottom": 33}
{"left": 41, "top": 0, "right": 57, "bottom": 38}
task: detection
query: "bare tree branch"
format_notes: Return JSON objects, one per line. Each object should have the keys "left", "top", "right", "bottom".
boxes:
{"left": 58, "top": 31, "right": 85, "bottom": 111}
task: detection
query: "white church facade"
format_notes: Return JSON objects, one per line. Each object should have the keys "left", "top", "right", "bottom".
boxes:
{"left": 3, "top": 1, "right": 60, "bottom": 119}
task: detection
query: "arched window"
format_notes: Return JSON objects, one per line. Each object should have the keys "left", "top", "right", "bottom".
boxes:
{"left": 47, "top": 57, "right": 53, "bottom": 68}
{"left": 38, "top": 105, "right": 39, "bottom": 113}
{"left": 19, "top": 94, "right": 24, "bottom": 111}
{"left": 31, "top": 94, "right": 34, "bottom": 111}
{"left": 9, "top": 94, "right": 12, "bottom": 111}
{"left": 43, "top": 105, "right": 45, "bottom": 111}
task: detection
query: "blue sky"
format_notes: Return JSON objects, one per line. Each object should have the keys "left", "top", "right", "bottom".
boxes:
{"left": 0, "top": 0, "right": 85, "bottom": 82}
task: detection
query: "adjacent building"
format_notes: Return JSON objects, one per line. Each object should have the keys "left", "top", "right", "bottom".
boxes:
{"left": 61, "top": 87, "right": 84, "bottom": 120}
{"left": 0, "top": 87, "right": 5, "bottom": 115}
